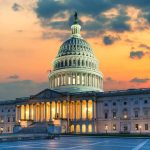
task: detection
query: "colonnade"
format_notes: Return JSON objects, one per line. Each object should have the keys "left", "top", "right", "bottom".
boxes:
{"left": 16, "top": 100, "right": 96, "bottom": 122}
{"left": 49, "top": 73, "right": 103, "bottom": 89}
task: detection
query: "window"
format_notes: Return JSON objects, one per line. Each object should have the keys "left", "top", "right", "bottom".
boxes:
{"left": 113, "top": 112, "right": 116, "bottom": 119}
{"left": 113, "top": 102, "right": 116, "bottom": 106}
{"left": 13, "top": 117, "right": 15, "bottom": 122}
{"left": 104, "top": 113, "right": 108, "bottom": 119}
{"left": 144, "top": 110, "right": 148, "bottom": 117}
{"left": 135, "top": 111, "right": 138, "bottom": 118}
{"left": 145, "top": 124, "right": 148, "bottom": 130}
{"left": 135, "top": 124, "right": 139, "bottom": 130}
{"left": 7, "top": 127, "right": 10, "bottom": 132}
{"left": 1, "top": 109, "right": 3, "bottom": 112}
{"left": 104, "top": 103, "right": 108, "bottom": 106}
{"left": 113, "top": 124, "right": 116, "bottom": 130}
{"left": 144, "top": 100, "right": 148, "bottom": 104}
{"left": 77, "top": 75, "right": 80, "bottom": 84}
{"left": 65, "top": 60, "right": 67, "bottom": 66}
{"left": 7, "top": 117, "right": 10, "bottom": 122}
{"left": 124, "top": 102, "right": 127, "bottom": 105}
{"left": 8, "top": 109, "right": 10, "bottom": 112}
{"left": 72, "top": 75, "right": 76, "bottom": 85}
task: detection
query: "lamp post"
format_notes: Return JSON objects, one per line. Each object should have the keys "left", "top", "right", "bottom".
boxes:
{"left": 139, "top": 125, "right": 142, "bottom": 134}
{"left": 0, "top": 127, "right": 3, "bottom": 134}
{"left": 105, "top": 125, "right": 108, "bottom": 134}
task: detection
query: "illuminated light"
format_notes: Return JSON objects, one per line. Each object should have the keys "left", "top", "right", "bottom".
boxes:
{"left": 139, "top": 125, "right": 142, "bottom": 129}
{"left": 105, "top": 125, "right": 108, "bottom": 130}
{"left": 52, "top": 108, "right": 55, "bottom": 112}
{"left": 124, "top": 115, "right": 127, "bottom": 119}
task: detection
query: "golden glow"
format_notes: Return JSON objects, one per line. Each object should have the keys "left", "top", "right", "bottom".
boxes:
{"left": 76, "top": 124, "right": 80, "bottom": 133}
{"left": 88, "top": 100, "right": 92, "bottom": 119}
{"left": 76, "top": 101, "right": 81, "bottom": 120}
{"left": 52, "top": 102, "right": 55, "bottom": 119}
{"left": 26, "top": 105, "right": 29, "bottom": 120}
{"left": 21, "top": 105, "right": 24, "bottom": 120}
{"left": 70, "top": 125, "right": 74, "bottom": 133}
{"left": 82, "top": 100, "right": 86, "bottom": 119}
{"left": 88, "top": 124, "right": 92, "bottom": 133}
{"left": 63, "top": 101, "right": 67, "bottom": 118}
{"left": 82, "top": 124, "right": 86, "bottom": 133}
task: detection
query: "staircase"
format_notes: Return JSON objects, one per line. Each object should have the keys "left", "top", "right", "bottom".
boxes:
{"left": 17, "top": 122, "right": 48, "bottom": 134}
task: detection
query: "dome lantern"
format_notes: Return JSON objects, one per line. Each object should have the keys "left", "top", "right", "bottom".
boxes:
{"left": 71, "top": 12, "right": 81, "bottom": 38}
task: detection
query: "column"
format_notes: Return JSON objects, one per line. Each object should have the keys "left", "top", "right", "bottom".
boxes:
{"left": 86, "top": 100, "right": 88, "bottom": 120}
{"left": 34, "top": 104, "right": 36, "bottom": 122}
{"left": 92, "top": 101, "right": 94, "bottom": 119}
{"left": 50, "top": 102, "right": 52, "bottom": 120}
{"left": 44, "top": 102, "right": 47, "bottom": 121}
{"left": 29, "top": 104, "right": 32, "bottom": 120}
{"left": 80, "top": 73, "right": 82, "bottom": 85}
{"left": 80, "top": 100, "right": 82, "bottom": 120}
{"left": 24, "top": 105, "right": 26, "bottom": 120}
{"left": 61, "top": 101, "right": 63, "bottom": 118}
{"left": 75, "top": 101, "right": 76, "bottom": 120}
{"left": 55, "top": 101, "right": 57, "bottom": 118}
{"left": 16, "top": 106, "right": 18, "bottom": 122}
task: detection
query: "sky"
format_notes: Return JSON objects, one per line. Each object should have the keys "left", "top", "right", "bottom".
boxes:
{"left": 0, "top": 0, "right": 150, "bottom": 100}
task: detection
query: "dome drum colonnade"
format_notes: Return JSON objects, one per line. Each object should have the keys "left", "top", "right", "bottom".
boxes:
{"left": 48, "top": 12, "right": 103, "bottom": 93}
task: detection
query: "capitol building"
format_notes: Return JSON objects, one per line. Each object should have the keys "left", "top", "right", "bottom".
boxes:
{"left": 0, "top": 13, "right": 150, "bottom": 134}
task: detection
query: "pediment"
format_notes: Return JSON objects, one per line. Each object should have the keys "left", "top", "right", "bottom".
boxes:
{"left": 30, "top": 89, "right": 64, "bottom": 99}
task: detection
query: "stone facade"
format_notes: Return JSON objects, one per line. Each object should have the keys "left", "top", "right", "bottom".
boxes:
{"left": 0, "top": 101, "right": 16, "bottom": 133}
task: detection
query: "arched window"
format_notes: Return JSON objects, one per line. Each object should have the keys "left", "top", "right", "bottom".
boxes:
{"left": 69, "top": 60, "right": 72, "bottom": 66}
{"left": 76, "top": 124, "right": 80, "bottom": 133}
{"left": 82, "top": 124, "right": 86, "bottom": 133}
{"left": 65, "top": 60, "right": 67, "bottom": 66}
{"left": 78, "top": 59, "right": 80, "bottom": 66}
{"left": 73, "top": 59, "right": 76, "bottom": 66}
{"left": 58, "top": 62, "right": 60, "bottom": 68}
{"left": 88, "top": 124, "right": 92, "bottom": 133}
{"left": 61, "top": 61, "right": 63, "bottom": 67}
{"left": 86, "top": 60, "right": 88, "bottom": 66}
{"left": 70, "top": 125, "right": 74, "bottom": 133}
{"left": 82, "top": 60, "right": 84, "bottom": 66}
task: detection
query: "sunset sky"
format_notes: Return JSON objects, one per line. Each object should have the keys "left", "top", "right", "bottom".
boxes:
{"left": 0, "top": 0, "right": 150, "bottom": 100}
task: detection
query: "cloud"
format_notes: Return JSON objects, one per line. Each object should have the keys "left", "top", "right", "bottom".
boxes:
{"left": 34, "top": 0, "right": 133, "bottom": 39}
{"left": 12, "top": 3, "right": 23, "bottom": 11}
{"left": 0, "top": 80, "right": 48, "bottom": 100}
{"left": 103, "top": 35, "right": 120, "bottom": 45}
{"left": 7, "top": 75, "right": 19, "bottom": 79}
{"left": 130, "top": 51, "right": 145, "bottom": 59}
{"left": 130, "top": 77, "right": 150, "bottom": 83}
{"left": 139, "top": 44, "right": 150, "bottom": 50}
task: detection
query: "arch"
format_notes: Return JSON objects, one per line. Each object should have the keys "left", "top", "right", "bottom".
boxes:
{"left": 61, "top": 61, "right": 63, "bottom": 67}
{"left": 65, "top": 60, "right": 67, "bottom": 66}
{"left": 69, "top": 59, "right": 72, "bottom": 66}
{"left": 88, "top": 124, "right": 92, "bottom": 133}
{"left": 82, "top": 124, "right": 86, "bottom": 133}
{"left": 82, "top": 60, "right": 84, "bottom": 66}
{"left": 76, "top": 124, "right": 80, "bottom": 133}
{"left": 70, "top": 125, "right": 74, "bottom": 133}
{"left": 78, "top": 59, "right": 80, "bottom": 66}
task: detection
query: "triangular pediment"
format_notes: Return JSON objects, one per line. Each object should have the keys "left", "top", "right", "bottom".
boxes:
{"left": 30, "top": 89, "right": 64, "bottom": 99}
